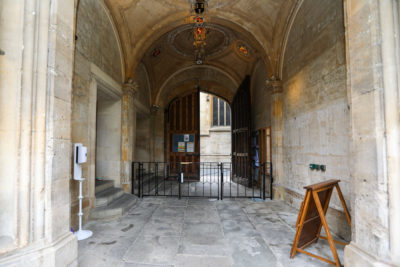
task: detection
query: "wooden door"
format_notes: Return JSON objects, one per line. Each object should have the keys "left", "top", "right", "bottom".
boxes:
{"left": 166, "top": 90, "right": 200, "bottom": 180}
{"left": 258, "top": 127, "right": 271, "bottom": 164}
{"left": 232, "top": 76, "right": 252, "bottom": 186}
{"left": 257, "top": 127, "right": 271, "bottom": 186}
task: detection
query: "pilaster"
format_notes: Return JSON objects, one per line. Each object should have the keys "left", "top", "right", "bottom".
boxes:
{"left": 0, "top": 0, "right": 78, "bottom": 265}
{"left": 267, "top": 77, "right": 284, "bottom": 200}
{"left": 121, "top": 80, "right": 138, "bottom": 192}
{"left": 344, "top": 0, "right": 400, "bottom": 265}
{"left": 150, "top": 105, "right": 161, "bottom": 162}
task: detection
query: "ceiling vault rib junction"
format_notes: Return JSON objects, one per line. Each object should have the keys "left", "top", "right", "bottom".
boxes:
{"left": 102, "top": 0, "right": 298, "bottom": 102}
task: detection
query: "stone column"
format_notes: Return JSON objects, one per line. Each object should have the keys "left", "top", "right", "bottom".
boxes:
{"left": 0, "top": 0, "right": 77, "bottom": 265}
{"left": 344, "top": 0, "right": 400, "bottom": 265}
{"left": 150, "top": 105, "right": 160, "bottom": 162}
{"left": 268, "top": 78, "right": 284, "bottom": 199}
{"left": 121, "top": 80, "right": 138, "bottom": 192}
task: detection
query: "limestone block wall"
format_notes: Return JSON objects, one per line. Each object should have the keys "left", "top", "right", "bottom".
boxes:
{"left": 200, "top": 128, "right": 231, "bottom": 163}
{"left": 344, "top": 0, "right": 400, "bottom": 265}
{"left": 71, "top": 0, "right": 123, "bottom": 228}
{"left": 96, "top": 98, "right": 122, "bottom": 186}
{"left": 199, "top": 92, "right": 231, "bottom": 163}
{"left": 134, "top": 63, "right": 151, "bottom": 110}
{"left": 74, "top": 0, "right": 122, "bottom": 83}
{"left": 152, "top": 110, "right": 165, "bottom": 162}
{"left": 200, "top": 92, "right": 212, "bottom": 136}
{"left": 135, "top": 114, "right": 151, "bottom": 162}
{"left": 281, "top": 0, "right": 351, "bottom": 240}
{"left": 136, "top": 107, "right": 164, "bottom": 164}
{"left": 0, "top": 0, "right": 77, "bottom": 265}
{"left": 251, "top": 60, "right": 271, "bottom": 131}
{"left": 133, "top": 62, "right": 156, "bottom": 163}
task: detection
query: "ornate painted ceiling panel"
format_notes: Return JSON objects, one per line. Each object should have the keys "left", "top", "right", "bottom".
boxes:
{"left": 103, "top": 0, "right": 297, "bottom": 105}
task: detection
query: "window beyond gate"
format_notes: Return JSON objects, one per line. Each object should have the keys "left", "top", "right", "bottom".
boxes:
{"left": 212, "top": 96, "right": 231, "bottom": 127}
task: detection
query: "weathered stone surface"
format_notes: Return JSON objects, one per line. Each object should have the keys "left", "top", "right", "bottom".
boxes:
{"left": 2, "top": 0, "right": 399, "bottom": 265}
{"left": 0, "top": 0, "right": 78, "bottom": 264}
{"left": 71, "top": 0, "right": 124, "bottom": 228}
{"left": 78, "top": 198, "right": 340, "bottom": 266}
{"left": 279, "top": 0, "right": 351, "bottom": 241}
{"left": 200, "top": 92, "right": 231, "bottom": 163}
{"left": 251, "top": 60, "right": 271, "bottom": 131}
{"left": 344, "top": 0, "right": 400, "bottom": 265}
{"left": 75, "top": 0, "right": 122, "bottom": 83}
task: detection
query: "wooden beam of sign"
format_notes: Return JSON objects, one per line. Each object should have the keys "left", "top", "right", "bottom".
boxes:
{"left": 290, "top": 179, "right": 351, "bottom": 267}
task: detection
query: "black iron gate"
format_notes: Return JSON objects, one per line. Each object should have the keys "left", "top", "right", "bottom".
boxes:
{"left": 131, "top": 162, "right": 273, "bottom": 200}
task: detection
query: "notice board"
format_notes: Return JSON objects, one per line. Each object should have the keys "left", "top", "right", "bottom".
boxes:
{"left": 173, "top": 134, "right": 195, "bottom": 153}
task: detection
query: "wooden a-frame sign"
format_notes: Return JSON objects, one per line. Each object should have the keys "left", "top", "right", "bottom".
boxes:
{"left": 290, "top": 179, "right": 351, "bottom": 267}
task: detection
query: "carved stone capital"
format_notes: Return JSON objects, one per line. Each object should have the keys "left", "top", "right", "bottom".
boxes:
{"left": 266, "top": 76, "right": 283, "bottom": 94}
{"left": 122, "top": 79, "right": 139, "bottom": 98}
{"left": 150, "top": 105, "right": 160, "bottom": 114}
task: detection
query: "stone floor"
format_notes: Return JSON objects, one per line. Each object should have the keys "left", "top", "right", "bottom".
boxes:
{"left": 78, "top": 197, "right": 344, "bottom": 267}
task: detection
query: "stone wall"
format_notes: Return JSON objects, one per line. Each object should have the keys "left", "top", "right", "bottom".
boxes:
{"left": 75, "top": 0, "right": 122, "bottom": 83}
{"left": 71, "top": 0, "right": 123, "bottom": 228}
{"left": 135, "top": 114, "right": 151, "bottom": 162}
{"left": 133, "top": 63, "right": 153, "bottom": 163}
{"left": 200, "top": 92, "right": 231, "bottom": 163}
{"left": 344, "top": 0, "right": 400, "bottom": 265}
{"left": 200, "top": 127, "right": 232, "bottom": 163}
{"left": 96, "top": 97, "right": 122, "bottom": 186}
{"left": 150, "top": 108, "right": 165, "bottom": 162}
{"left": 0, "top": 0, "right": 77, "bottom": 265}
{"left": 134, "top": 63, "right": 151, "bottom": 110}
{"left": 281, "top": 0, "right": 351, "bottom": 240}
{"left": 251, "top": 60, "right": 271, "bottom": 131}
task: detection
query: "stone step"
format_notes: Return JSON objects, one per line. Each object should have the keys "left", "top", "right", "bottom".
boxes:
{"left": 95, "top": 187, "right": 124, "bottom": 207}
{"left": 95, "top": 180, "right": 114, "bottom": 194}
{"left": 89, "top": 194, "right": 138, "bottom": 220}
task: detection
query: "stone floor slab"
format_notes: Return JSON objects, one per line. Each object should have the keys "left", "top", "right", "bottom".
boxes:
{"left": 123, "top": 236, "right": 180, "bottom": 265}
{"left": 152, "top": 206, "right": 185, "bottom": 219}
{"left": 162, "top": 198, "right": 188, "bottom": 207}
{"left": 184, "top": 205, "right": 220, "bottom": 223}
{"left": 174, "top": 255, "right": 234, "bottom": 267}
{"left": 141, "top": 218, "right": 183, "bottom": 237}
{"left": 182, "top": 222, "right": 224, "bottom": 239}
{"left": 78, "top": 198, "right": 344, "bottom": 267}
{"left": 228, "top": 236, "right": 278, "bottom": 267}
{"left": 78, "top": 252, "right": 124, "bottom": 267}
{"left": 187, "top": 198, "right": 218, "bottom": 206}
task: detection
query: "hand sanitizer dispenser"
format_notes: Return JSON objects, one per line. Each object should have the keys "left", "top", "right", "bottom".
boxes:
{"left": 74, "top": 143, "right": 87, "bottom": 181}
{"left": 73, "top": 143, "right": 92, "bottom": 240}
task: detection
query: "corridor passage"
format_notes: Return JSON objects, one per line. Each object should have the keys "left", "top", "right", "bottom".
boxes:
{"left": 78, "top": 198, "right": 343, "bottom": 266}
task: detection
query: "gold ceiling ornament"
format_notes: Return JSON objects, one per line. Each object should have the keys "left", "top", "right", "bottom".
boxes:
{"left": 191, "top": 0, "right": 207, "bottom": 16}
{"left": 190, "top": 0, "right": 208, "bottom": 65}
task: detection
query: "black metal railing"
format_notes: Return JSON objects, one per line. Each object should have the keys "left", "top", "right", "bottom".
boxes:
{"left": 131, "top": 161, "right": 272, "bottom": 200}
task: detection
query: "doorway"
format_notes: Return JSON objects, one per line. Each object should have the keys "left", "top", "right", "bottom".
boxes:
{"left": 165, "top": 90, "right": 200, "bottom": 180}
{"left": 95, "top": 87, "right": 122, "bottom": 187}
{"left": 199, "top": 92, "right": 232, "bottom": 163}
{"left": 136, "top": 79, "right": 271, "bottom": 199}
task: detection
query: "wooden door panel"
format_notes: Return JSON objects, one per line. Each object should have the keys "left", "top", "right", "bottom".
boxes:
{"left": 166, "top": 90, "right": 200, "bottom": 180}
{"left": 232, "top": 76, "right": 252, "bottom": 186}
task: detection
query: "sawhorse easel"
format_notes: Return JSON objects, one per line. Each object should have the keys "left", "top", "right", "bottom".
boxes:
{"left": 290, "top": 179, "right": 351, "bottom": 267}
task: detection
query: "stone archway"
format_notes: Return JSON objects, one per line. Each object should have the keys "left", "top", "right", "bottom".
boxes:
{"left": 1, "top": 0, "right": 400, "bottom": 266}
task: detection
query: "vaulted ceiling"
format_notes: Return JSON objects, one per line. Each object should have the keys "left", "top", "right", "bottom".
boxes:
{"left": 104, "top": 0, "right": 298, "bottom": 105}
